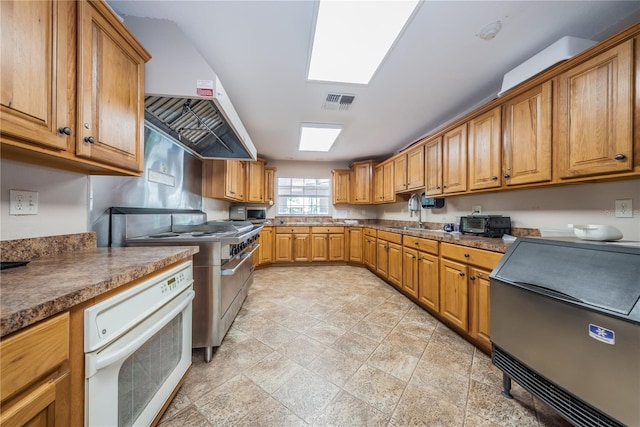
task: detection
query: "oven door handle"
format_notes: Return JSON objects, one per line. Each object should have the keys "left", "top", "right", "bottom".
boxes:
{"left": 222, "top": 244, "right": 259, "bottom": 276}
{"left": 93, "top": 290, "right": 195, "bottom": 371}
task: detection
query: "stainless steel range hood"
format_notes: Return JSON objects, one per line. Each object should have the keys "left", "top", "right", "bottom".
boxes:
{"left": 123, "top": 16, "right": 257, "bottom": 160}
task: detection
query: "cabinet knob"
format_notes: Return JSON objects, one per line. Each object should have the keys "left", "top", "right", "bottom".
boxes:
{"left": 414, "top": 241, "right": 419, "bottom": 245}
{"left": 470, "top": 276, "right": 476, "bottom": 281}
{"left": 477, "top": 272, "right": 483, "bottom": 277}
{"left": 464, "top": 253, "right": 470, "bottom": 258}
{"left": 443, "top": 185, "right": 447, "bottom": 189}
{"left": 58, "top": 126, "right": 72, "bottom": 135}
{"left": 504, "top": 174, "right": 511, "bottom": 179}
{"left": 436, "top": 186, "right": 441, "bottom": 189}
{"left": 615, "top": 154, "right": 627, "bottom": 160}
{"left": 459, "top": 272, "right": 465, "bottom": 277}
{"left": 84, "top": 136, "right": 96, "bottom": 144}
{"left": 491, "top": 176, "right": 498, "bottom": 181}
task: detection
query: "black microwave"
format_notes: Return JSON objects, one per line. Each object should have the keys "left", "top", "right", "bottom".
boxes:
{"left": 460, "top": 215, "right": 511, "bottom": 237}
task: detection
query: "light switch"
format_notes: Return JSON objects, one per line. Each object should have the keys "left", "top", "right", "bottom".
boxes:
{"left": 615, "top": 199, "right": 633, "bottom": 218}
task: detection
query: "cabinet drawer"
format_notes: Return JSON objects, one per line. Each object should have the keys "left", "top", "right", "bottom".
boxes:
{"left": 377, "top": 230, "right": 403, "bottom": 245}
{"left": 441, "top": 243, "right": 502, "bottom": 270}
{"left": 311, "top": 226, "right": 344, "bottom": 234}
{"left": 276, "top": 226, "right": 310, "bottom": 233}
{"left": 364, "top": 228, "right": 377, "bottom": 238}
{"left": 1, "top": 313, "right": 69, "bottom": 402}
{"left": 403, "top": 235, "right": 439, "bottom": 255}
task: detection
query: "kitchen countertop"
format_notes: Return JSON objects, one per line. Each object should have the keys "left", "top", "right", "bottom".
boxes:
{"left": 268, "top": 222, "right": 512, "bottom": 253}
{"left": 0, "top": 246, "right": 199, "bottom": 338}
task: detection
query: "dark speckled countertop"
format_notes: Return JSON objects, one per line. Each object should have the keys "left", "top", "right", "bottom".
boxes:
{"left": 0, "top": 246, "right": 199, "bottom": 337}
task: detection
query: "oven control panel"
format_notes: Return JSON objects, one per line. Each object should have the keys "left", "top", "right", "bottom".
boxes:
{"left": 229, "top": 235, "right": 259, "bottom": 257}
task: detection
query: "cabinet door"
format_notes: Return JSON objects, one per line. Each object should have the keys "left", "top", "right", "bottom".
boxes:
{"left": 555, "top": 40, "right": 633, "bottom": 178}
{"left": 293, "top": 234, "right": 311, "bottom": 261}
{"left": 274, "top": 234, "right": 292, "bottom": 262}
{"left": 311, "top": 234, "right": 328, "bottom": 261}
{"left": 376, "top": 239, "right": 388, "bottom": 277}
{"left": 402, "top": 248, "right": 419, "bottom": 299}
{"left": 468, "top": 107, "right": 501, "bottom": 190}
{"left": 425, "top": 137, "right": 443, "bottom": 196}
{"left": 352, "top": 162, "right": 372, "bottom": 203}
{"left": 258, "top": 228, "right": 273, "bottom": 265}
{"left": 328, "top": 233, "right": 345, "bottom": 261}
{"left": 0, "top": 0, "right": 74, "bottom": 151}
{"left": 77, "top": 1, "right": 147, "bottom": 172}
{"left": 332, "top": 169, "right": 351, "bottom": 204}
{"left": 502, "top": 82, "right": 552, "bottom": 186}
{"left": 439, "top": 259, "right": 468, "bottom": 331}
{"left": 418, "top": 252, "right": 439, "bottom": 313}
{"left": 373, "top": 164, "right": 385, "bottom": 203}
{"left": 469, "top": 267, "right": 492, "bottom": 352}
{"left": 246, "top": 160, "right": 265, "bottom": 203}
{"left": 349, "top": 228, "right": 363, "bottom": 263}
{"left": 442, "top": 124, "right": 467, "bottom": 194}
{"left": 363, "top": 236, "right": 377, "bottom": 270}
{"left": 394, "top": 155, "right": 407, "bottom": 192}
{"left": 382, "top": 162, "right": 395, "bottom": 202}
{"left": 264, "top": 167, "right": 276, "bottom": 205}
{"left": 406, "top": 145, "right": 425, "bottom": 190}
{"left": 387, "top": 242, "right": 403, "bottom": 288}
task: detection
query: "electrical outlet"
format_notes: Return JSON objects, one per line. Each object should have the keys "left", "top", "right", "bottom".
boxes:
{"left": 615, "top": 199, "right": 633, "bottom": 218}
{"left": 472, "top": 205, "right": 482, "bottom": 215}
{"left": 9, "top": 190, "right": 39, "bottom": 215}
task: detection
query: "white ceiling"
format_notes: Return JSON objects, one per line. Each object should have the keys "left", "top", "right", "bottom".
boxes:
{"left": 108, "top": 1, "right": 640, "bottom": 163}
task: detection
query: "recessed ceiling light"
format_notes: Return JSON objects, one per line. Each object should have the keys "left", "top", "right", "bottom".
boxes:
{"left": 308, "top": 0, "right": 419, "bottom": 85}
{"left": 299, "top": 124, "right": 342, "bottom": 152}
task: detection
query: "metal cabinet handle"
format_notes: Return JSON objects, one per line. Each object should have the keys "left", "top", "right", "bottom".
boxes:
{"left": 459, "top": 272, "right": 465, "bottom": 277}
{"left": 504, "top": 174, "right": 511, "bottom": 179}
{"left": 58, "top": 126, "right": 72, "bottom": 135}
{"left": 491, "top": 176, "right": 498, "bottom": 181}
{"left": 443, "top": 185, "right": 447, "bottom": 188}
{"left": 414, "top": 241, "right": 419, "bottom": 245}
{"left": 615, "top": 154, "right": 627, "bottom": 160}
{"left": 464, "top": 253, "right": 470, "bottom": 258}
{"left": 436, "top": 186, "right": 441, "bottom": 189}
{"left": 470, "top": 276, "right": 476, "bottom": 281}
{"left": 84, "top": 136, "right": 96, "bottom": 144}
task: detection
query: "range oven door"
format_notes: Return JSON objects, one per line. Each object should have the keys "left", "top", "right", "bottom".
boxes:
{"left": 85, "top": 286, "right": 194, "bottom": 427}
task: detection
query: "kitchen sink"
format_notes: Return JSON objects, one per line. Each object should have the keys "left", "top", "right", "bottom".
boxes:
{"left": 388, "top": 226, "right": 433, "bottom": 231}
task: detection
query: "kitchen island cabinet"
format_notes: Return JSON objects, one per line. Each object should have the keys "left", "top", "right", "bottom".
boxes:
{"left": 1, "top": 0, "right": 150, "bottom": 175}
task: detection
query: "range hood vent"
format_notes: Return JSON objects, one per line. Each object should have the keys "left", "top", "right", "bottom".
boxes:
{"left": 123, "top": 16, "right": 257, "bottom": 160}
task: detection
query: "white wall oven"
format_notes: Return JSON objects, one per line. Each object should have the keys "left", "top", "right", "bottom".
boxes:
{"left": 84, "top": 261, "right": 194, "bottom": 427}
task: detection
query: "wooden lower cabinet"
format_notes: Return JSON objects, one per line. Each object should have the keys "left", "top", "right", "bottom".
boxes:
{"left": 402, "top": 248, "right": 419, "bottom": 299}
{"left": 439, "top": 259, "right": 469, "bottom": 331}
{"left": 257, "top": 227, "right": 273, "bottom": 266}
{"left": 311, "top": 227, "right": 344, "bottom": 262}
{"left": 293, "top": 234, "right": 311, "bottom": 261}
{"left": 363, "top": 229, "right": 377, "bottom": 270}
{"left": 274, "top": 233, "right": 293, "bottom": 262}
{"left": 387, "top": 242, "right": 402, "bottom": 288}
{"left": 375, "top": 231, "right": 403, "bottom": 288}
{"left": 469, "top": 267, "right": 492, "bottom": 351}
{"left": 348, "top": 228, "right": 363, "bottom": 263}
{"left": 439, "top": 242, "right": 502, "bottom": 352}
{"left": 328, "top": 233, "right": 345, "bottom": 261}
{"left": 0, "top": 313, "right": 70, "bottom": 427}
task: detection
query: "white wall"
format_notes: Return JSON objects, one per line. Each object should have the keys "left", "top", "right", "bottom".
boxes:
{"left": 377, "top": 180, "right": 640, "bottom": 240}
{"left": 265, "top": 160, "right": 377, "bottom": 219}
{"left": 0, "top": 159, "right": 89, "bottom": 240}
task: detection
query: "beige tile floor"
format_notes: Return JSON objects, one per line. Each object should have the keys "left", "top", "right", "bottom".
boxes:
{"left": 159, "top": 265, "right": 572, "bottom": 427}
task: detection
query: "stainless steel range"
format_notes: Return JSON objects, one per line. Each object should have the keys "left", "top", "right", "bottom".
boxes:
{"left": 110, "top": 208, "right": 262, "bottom": 362}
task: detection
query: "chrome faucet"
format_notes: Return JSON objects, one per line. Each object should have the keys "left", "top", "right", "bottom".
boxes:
{"left": 408, "top": 193, "right": 423, "bottom": 228}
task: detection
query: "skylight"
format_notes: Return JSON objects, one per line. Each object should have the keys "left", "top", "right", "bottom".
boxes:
{"left": 299, "top": 124, "right": 342, "bottom": 152}
{"left": 308, "top": 0, "right": 419, "bottom": 85}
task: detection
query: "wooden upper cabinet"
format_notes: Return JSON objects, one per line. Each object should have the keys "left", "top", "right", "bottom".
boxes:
{"left": 406, "top": 145, "right": 425, "bottom": 190}
{"left": 555, "top": 40, "right": 634, "bottom": 179}
{"left": 246, "top": 159, "right": 265, "bottom": 203}
{"left": 442, "top": 124, "right": 467, "bottom": 194}
{"left": 375, "top": 162, "right": 395, "bottom": 203}
{"left": 76, "top": 0, "right": 149, "bottom": 172}
{"left": 351, "top": 160, "right": 374, "bottom": 204}
{"left": 502, "top": 82, "right": 552, "bottom": 186}
{"left": 425, "top": 137, "right": 443, "bottom": 196}
{"left": 374, "top": 164, "right": 384, "bottom": 203}
{"left": 332, "top": 169, "right": 351, "bottom": 204}
{"left": 393, "top": 155, "right": 407, "bottom": 192}
{"left": 203, "top": 159, "right": 245, "bottom": 201}
{"left": 0, "top": 0, "right": 75, "bottom": 151}
{"left": 264, "top": 167, "right": 276, "bottom": 205}
{"left": 468, "top": 107, "right": 501, "bottom": 190}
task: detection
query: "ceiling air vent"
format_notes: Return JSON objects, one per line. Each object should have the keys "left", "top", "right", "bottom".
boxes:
{"left": 322, "top": 93, "right": 355, "bottom": 111}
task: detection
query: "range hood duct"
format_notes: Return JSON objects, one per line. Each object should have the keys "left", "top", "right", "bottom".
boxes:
{"left": 123, "top": 16, "right": 257, "bottom": 160}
